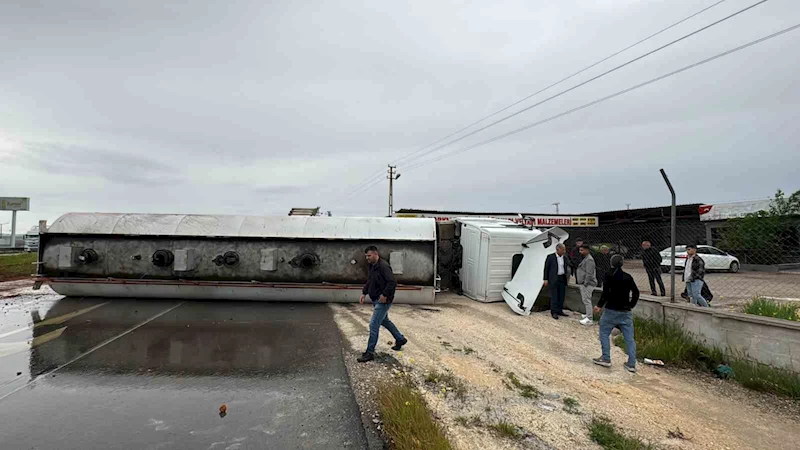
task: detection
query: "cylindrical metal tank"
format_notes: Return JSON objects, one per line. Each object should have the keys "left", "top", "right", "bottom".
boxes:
{"left": 37, "top": 213, "right": 437, "bottom": 303}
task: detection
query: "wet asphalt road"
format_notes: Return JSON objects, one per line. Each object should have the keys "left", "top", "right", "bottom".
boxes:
{"left": 0, "top": 294, "right": 368, "bottom": 450}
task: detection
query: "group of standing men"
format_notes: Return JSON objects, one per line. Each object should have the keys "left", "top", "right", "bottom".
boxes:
{"left": 358, "top": 238, "right": 708, "bottom": 373}
{"left": 544, "top": 239, "right": 640, "bottom": 372}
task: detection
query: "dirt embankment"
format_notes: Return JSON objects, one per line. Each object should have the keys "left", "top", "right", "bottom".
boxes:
{"left": 333, "top": 294, "right": 800, "bottom": 450}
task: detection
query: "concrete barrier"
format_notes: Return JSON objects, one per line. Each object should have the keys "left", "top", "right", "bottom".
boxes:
{"left": 537, "top": 284, "right": 800, "bottom": 373}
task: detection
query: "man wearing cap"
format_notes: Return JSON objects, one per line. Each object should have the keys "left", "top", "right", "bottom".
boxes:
{"left": 593, "top": 254, "right": 639, "bottom": 373}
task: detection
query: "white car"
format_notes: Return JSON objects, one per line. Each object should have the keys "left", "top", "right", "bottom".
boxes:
{"left": 660, "top": 245, "right": 740, "bottom": 273}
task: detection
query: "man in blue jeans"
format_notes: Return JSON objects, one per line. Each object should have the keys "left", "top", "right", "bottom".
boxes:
{"left": 357, "top": 246, "right": 407, "bottom": 363}
{"left": 592, "top": 254, "right": 639, "bottom": 373}
{"left": 683, "top": 244, "right": 709, "bottom": 307}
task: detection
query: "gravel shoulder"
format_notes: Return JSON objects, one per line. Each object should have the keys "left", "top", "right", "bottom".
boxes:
{"left": 332, "top": 294, "right": 800, "bottom": 450}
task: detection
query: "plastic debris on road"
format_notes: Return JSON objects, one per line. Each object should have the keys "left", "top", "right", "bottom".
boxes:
{"left": 644, "top": 358, "right": 665, "bottom": 366}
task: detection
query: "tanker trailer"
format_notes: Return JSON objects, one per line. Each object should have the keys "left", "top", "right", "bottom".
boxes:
{"left": 34, "top": 213, "right": 437, "bottom": 304}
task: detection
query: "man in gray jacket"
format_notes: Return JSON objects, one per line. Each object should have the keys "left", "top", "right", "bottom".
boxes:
{"left": 576, "top": 244, "right": 597, "bottom": 325}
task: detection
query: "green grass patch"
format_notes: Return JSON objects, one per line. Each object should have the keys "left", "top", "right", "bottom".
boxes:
{"left": 505, "top": 372, "right": 541, "bottom": 399}
{"left": 463, "top": 347, "right": 474, "bottom": 355}
{"left": 488, "top": 421, "right": 524, "bottom": 440}
{"left": 616, "top": 316, "right": 800, "bottom": 399}
{"left": 743, "top": 296, "right": 800, "bottom": 322}
{"left": 424, "top": 370, "right": 467, "bottom": 401}
{"left": 727, "top": 358, "right": 800, "bottom": 398}
{"left": 563, "top": 397, "right": 580, "bottom": 414}
{"left": 614, "top": 317, "right": 724, "bottom": 372}
{"left": 588, "top": 416, "right": 654, "bottom": 450}
{"left": 0, "top": 252, "right": 36, "bottom": 282}
{"left": 378, "top": 380, "right": 453, "bottom": 450}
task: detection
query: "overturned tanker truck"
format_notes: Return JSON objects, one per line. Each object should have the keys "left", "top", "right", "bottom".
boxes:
{"left": 34, "top": 213, "right": 438, "bottom": 303}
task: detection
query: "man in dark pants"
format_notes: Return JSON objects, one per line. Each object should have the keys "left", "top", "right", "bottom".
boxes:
{"left": 543, "top": 243, "right": 569, "bottom": 320}
{"left": 594, "top": 245, "right": 612, "bottom": 288}
{"left": 641, "top": 240, "right": 665, "bottom": 296}
{"left": 357, "top": 246, "right": 407, "bottom": 363}
{"left": 568, "top": 238, "right": 585, "bottom": 281}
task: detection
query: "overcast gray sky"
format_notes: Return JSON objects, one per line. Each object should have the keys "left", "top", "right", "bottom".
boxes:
{"left": 2, "top": 0, "right": 799, "bottom": 231}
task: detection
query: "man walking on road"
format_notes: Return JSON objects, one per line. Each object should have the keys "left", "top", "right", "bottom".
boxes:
{"left": 683, "top": 244, "right": 709, "bottom": 307}
{"left": 593, "top": 254, "right": 639, "bottom": 373}
{"left": 576, "top": 244, "right": 597, "bottom": 325}
{"left": 641, "top": 240, "right": 666, "bottom": 296}
{"left": 543, "top": 243, "right": 570, "bottom": 320}
{"left": 357, "top": 246, "right": 407, "bottom": 363}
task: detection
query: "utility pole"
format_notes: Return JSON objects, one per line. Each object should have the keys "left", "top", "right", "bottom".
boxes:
{"left": 552, "top": 202, "right": 560, "bottom": 214}
{"left": 387, "top": 165, "right": 401, "bottom": 217}
{"left": 626, "top": 203, "right": 631, "bottom": 210}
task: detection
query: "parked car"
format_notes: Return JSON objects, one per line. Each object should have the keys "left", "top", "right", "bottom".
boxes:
{"left": 660, "top": 245, "right": 740, "bottom": 273}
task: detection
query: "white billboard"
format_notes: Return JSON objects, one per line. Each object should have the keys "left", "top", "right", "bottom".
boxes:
{"left": 698, "top": 199, "right": 771, "bottom": 221}
{"left": 0, "top": 197, "right": 30, "bottom": 211}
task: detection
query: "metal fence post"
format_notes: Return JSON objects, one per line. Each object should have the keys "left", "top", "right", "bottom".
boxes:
{"left": 660, "top": 169, "right": 676, "bottom": 302}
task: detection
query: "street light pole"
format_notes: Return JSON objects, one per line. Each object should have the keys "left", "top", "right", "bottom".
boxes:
{"left": 660, "top": 169, "right": 677, "bottom": 303}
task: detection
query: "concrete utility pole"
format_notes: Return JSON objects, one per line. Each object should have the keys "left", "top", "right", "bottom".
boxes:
{"left": 552, "top": 202, "right": 560, "bottom": 214}
{"left": 387, "top": 165, "right": 400, "bottom": 217}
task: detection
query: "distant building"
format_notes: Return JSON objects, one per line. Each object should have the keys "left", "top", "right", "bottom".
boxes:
{"left": 394, "top": 209, "right": 598, "bottom": 228}
{"left": 288, "top": 207, "right": 320, "bottom": 216}
{"left": 396, "top": 205, "right": 704, "bottom": 258}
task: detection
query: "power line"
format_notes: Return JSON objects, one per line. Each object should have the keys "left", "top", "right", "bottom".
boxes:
{"left": 398, "top": 0, "right": 769, "bottom": 170}
{"left": 342, "top": 174, "right": 386, "bottom": 200}
{"left": 343, "top": 1, "right": 729, "bottom": 200}
{"left": 390, "top": 0, "right": 729, "bottom": 167}
{"left": 401, "top": 22, "right": 800, "bottom": 173}
{"left": 337, "top": 169, "right": 385, "bottom": 197}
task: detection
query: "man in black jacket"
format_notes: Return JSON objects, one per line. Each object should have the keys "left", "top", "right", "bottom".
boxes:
{"left": 568, "top": 237, "right": 585, "bottom": 280}
{"left": 543, "top": 243, "right": 570, "bottom": 320}
{"left": 594, "top": 245, "right": 612, "bottom": 288}
{"left": 641, "top": 240, "right": 666, "bottom": 296}
{"left": 683, "top": 244, "right": 709, "bottom": 307}
{"left": 357, "top": 246, "right": 407, "bottom": 362}
{"left": 592, "top": 255, "right": 639, "bottom": 373}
